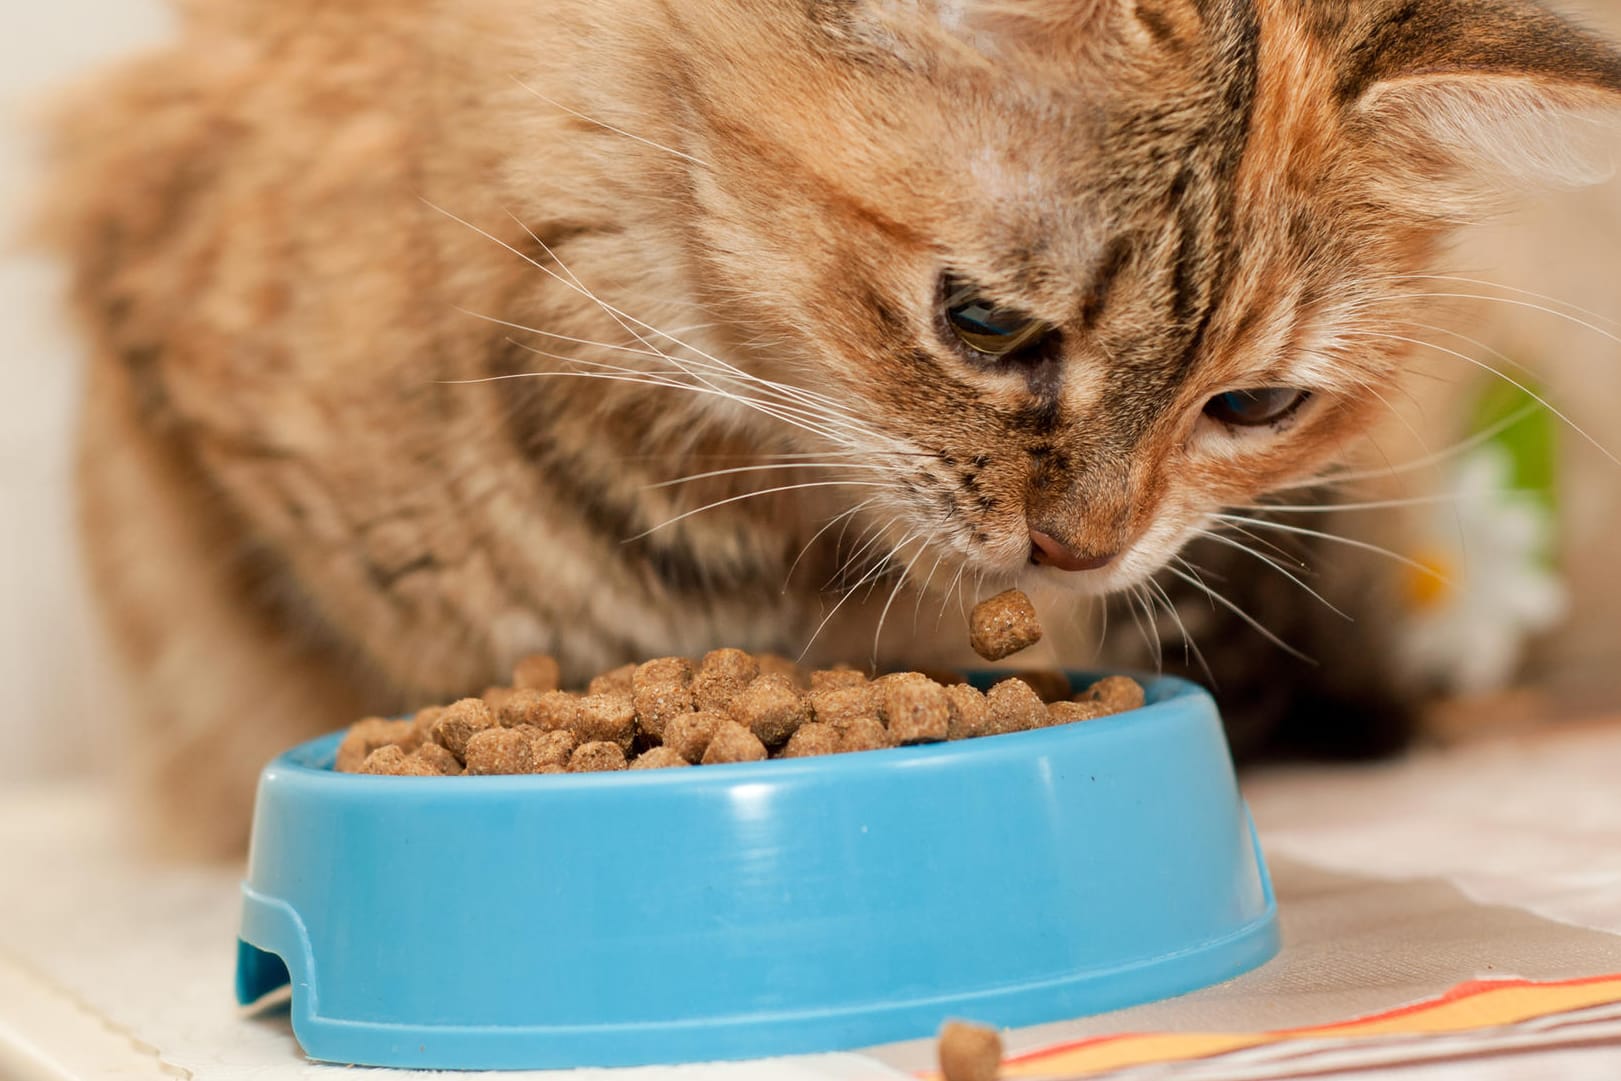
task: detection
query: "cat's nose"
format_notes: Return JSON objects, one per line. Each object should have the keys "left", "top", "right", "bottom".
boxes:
{"left": 1029, "top": 528, "right": 1116, "bottom": 572}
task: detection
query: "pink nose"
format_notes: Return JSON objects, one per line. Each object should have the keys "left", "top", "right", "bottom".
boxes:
{"left": 1029, "top": 529, "right": 1116, "bottom": 572}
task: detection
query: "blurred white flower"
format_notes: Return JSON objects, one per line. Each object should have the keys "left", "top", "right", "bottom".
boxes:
{"left": 1398, "top": 444, "right": 1567, "bottom": 696}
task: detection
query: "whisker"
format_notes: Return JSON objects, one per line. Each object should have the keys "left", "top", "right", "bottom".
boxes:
{"left": 513, "top": 78, "right": 712, "bottom": 167}
{"left": 1359, "top": 329, "right": 1618, "bottom": 466}
{"left": 1270, "top": 401, "right": 1542, "bottom": 492}
{"left": 783, "top": 497, "right": 881, "bottom": 594}
{"left": 1165, "top": 566, "right": 1315, "bottom": 664}
{"left": 627, "top": 480, "right": 900, "bottom": 542}
{"left": 1195, "top": 528, "right": 1350, "bottom": 620}
{"left": 1146, "top": 576, "right": 1214, "bottom": 683}
{"left": 645, "top": 461, "right": 896, "bottom": 490}
{"left": 1213, "top": 513, "right": 1449, "bottom": 584}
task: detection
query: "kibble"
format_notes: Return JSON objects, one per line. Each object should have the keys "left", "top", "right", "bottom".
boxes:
{"left": 359, "top": 745, "right": 441, "bottom": 777}
{"left": 969, "top": 589, "right": 1043, "bottom": 661}
{"left": 728, "top": 674, "right": 808, "bottom": 749}
{"left": 464, "top": 727, "right": 542, "bottom": 775}
{"left": 700, "top": 720, "right": 769, "bottom": 765}
{"left": 412, "top": 742, "right": 464, "bottom": 775}
{"left": 1010, "top": 669, "right": 1072, "bottom": 704}
{"left": 500, "top": 688, "right": 580, "bottom": 734}
{"left": 431, "top": 698, "right": 497, "bottom": 760}
{"left": 1083, "top": 675, "right": 1147, "bottom": 714}
{"left": 409, "top": 706, "right": 445, "bottom": 747}
{"left": 482, "top": 685, "right": 519, "bottom": 714}
{"left": 756, "top": 653, "right": 809, "bottom": 688}
{"left": 694, "top": 648, "right": 759, "bottom": 712}
{"left": 938, "top": 1020, "right": 1003, "bottom": 1081}
{"left": 944, "top": 684, "right": 993, "bottom": 740}
{"left": 985, "top": 678, "right": 1046, "bottom": 734}
{"left": 588, "top": 662, "right": 637, "bottom": 696}
{"left": 780, "top": 722, "right": 843, "bottom": 758}
{"left": 839, "top": 716, "right": 892, "bottom": 753}
{"left": 1047, "top": 699, "right": 1110, "bottom": 726}
{"left": 631, "top": 657, "right": 695, "bottom": 742}
{"left": 809, "top": 666, "right": 868, "bottom": 691}
{"left": 808, "top": 685, "right": 876, "bottom": 729}
{"left": 576, "top": 692, "right": 637, "bottom": 753}
{"left": 630, "top": 746, "right": 692, "bottom": 770}
{"left": 512, "top": 653, "right": 561, "bottom": 692}
{"left": 335, "top": 718, "right": 416, "bottom": 773}
{"left": 569, "top": 741, "right": 628, "bottom": 773}
{"left": 334, "top": 647, "right": 1147, "bottom": 777}
{"left": 664, "top": 710, "right": 725, "bottom": 764}
{"left": 878, "top": 677, "right": 950, "bottom": 745}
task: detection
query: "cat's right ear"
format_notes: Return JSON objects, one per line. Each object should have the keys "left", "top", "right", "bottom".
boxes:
{"left": 1339, "top": 0, "right": 1621, "bottom": 216}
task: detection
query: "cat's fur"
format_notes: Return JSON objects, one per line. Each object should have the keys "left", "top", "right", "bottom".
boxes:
{"left": 43, "top": 0, "right": 1621, "bottom": 855}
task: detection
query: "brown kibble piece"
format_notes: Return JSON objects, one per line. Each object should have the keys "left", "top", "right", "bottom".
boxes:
{"left": 512, "top": 653, "right": 561, "bottom": 692}
{"left": 878, "top": 677, "right": 950, "bottom": 745}
{"left": 809, "top": 666, "right": 868, "bottom": 691}
{"left": 756, "top": 653, "right": 809, "bottom": 688}
{"left": 808, "top": 685, "right": 876, "bottom": 730}
{"left": 577, "top": 692, "right": 638, "bottom": 752}
{"left": 944, "top": 684, "right": 993, "bottom": 740}
{"left": 632, "top": 657, "right": 695, "bottom": 741}
{"left": 969, "top": 589, "right": 1043, "bottom": 662}
{"left": 500, "top": 689, "right": 581, "bottom": 734}
{"left": 728, "top": 674, "right": 808, "bottom": 749}
{"left": 335, "top": 718, "right": 415, "bottom": 773}
{"left": 529, "top": 728, "right": 579, "bottom": 769}
{"left": 664, "top": 711, "right": 724, "bottom": 763}
{"left": 839, "top": 716, "right": 892, "bottom": 753}
{"left": 431, "top": 698, "right": 497, "bottom": 759}
{"left": 780, "top": 722, "right": 843, "bottom": 758}
{"left": 568, "top": 741, "right": 628, "bottom": 772}
{"left": 1047, "top": 700, "right": 1110, "bottom": 726}
{"left": 482, "top": 685, "right": 519, "bottom": 713}
{"left": 694, "top": 648, "right": 760, "bottom": 712}
{"left": 1083, "top": 675, "right": 1146, "bottom": 714}
{"left": 409, "top": 706, "right": 445, "bottom": 747}
{"left": 588, "top": 662, "right": 637, "bottom": 696}
{"left": 464, "top": 727, "right": 541, "bottom": 775}
{"left": 630, "top": 746, "right": 692, "bottom": 771}
{"left": 360, "top": 745, "right": 440, "bottom": 777}
{"left": 985, "top": 678, "right": 1045, "bottom": 735}
{"left": 1010, "top": 669, "right": 1072, "bottom": 704}
{"left": 700, "top": 720, "right": 769, "bottom": 765}
{"left": 412, "top": 742, "right": 463, "bottom": 774}
{"left": 938, "top": 1020, "right": 1003, "bottom": 1081}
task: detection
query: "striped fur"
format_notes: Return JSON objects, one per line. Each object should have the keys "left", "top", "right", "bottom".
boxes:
{"left": 42, "top": 0, "right": 1621, "bottom": 854}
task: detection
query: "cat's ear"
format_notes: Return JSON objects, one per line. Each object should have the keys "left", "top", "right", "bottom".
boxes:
{"left": 1342, "top": 0, "right": 1621, "bottom": 215}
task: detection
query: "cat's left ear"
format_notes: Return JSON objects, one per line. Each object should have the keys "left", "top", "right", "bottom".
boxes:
{"left": 1342, "top": 0, "right": 1621, "bottom": 213}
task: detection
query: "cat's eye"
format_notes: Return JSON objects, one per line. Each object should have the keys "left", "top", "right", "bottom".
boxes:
{"left": 941, "top": 277, "right": 1053, "bottom": 359}
{"left": 1203, "top": 388, "right": 1311, "bottom": 427}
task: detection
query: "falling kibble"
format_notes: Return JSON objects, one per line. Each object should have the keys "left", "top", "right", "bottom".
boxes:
{"left": 969, "top": 589, "right": 1043, "bottom": 662}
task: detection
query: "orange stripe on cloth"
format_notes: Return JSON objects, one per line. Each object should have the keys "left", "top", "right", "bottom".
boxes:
{"left": 917, "top": 975, "right": 1621, "bottom": 1079}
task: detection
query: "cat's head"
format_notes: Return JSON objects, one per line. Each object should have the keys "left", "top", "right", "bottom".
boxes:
{"left": 591, "top": 0, "right": 1621, "bottom": 594}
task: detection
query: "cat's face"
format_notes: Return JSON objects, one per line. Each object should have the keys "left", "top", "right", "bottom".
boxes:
{"left": 631, "top": 0, "right": 1620, "bottom": 596}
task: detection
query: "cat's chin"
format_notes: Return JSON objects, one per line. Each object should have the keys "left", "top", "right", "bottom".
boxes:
{"left": 1016, "top": 561, "right": 1150, "bottom": 599}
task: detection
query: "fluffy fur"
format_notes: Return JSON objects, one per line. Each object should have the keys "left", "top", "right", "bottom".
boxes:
{"left": 43, "top": 0, "right": 1621, "bottom": 855}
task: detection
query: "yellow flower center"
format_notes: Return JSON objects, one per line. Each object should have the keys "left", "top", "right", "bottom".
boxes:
{"left": 1404, "top": 548, "right": 1456, "bottom": 611}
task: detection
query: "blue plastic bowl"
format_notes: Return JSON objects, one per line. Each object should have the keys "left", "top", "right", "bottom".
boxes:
{"left": 236, "top": 673, "right": 1277, "bottom": 1069}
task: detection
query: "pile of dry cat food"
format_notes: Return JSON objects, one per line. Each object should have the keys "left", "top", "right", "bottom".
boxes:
{"left": 336, "top": 590, "right": 1145, "bottom": 776}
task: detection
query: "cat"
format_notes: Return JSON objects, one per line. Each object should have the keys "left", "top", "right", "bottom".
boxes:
{"left": 40, "top": 0, "right": 1621, "bottom": 856}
